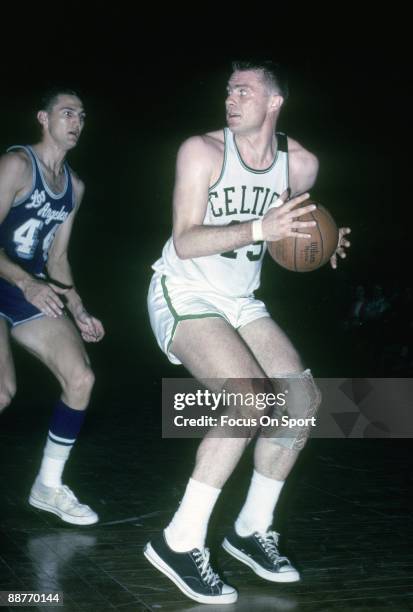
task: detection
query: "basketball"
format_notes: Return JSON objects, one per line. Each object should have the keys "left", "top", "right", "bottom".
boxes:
{"left": 267, "top": 201, "right": 339, "bottom": 272}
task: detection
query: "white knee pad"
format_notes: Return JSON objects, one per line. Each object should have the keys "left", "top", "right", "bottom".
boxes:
{"left": 268, "top": 369, "right": 322, "bottom": 451}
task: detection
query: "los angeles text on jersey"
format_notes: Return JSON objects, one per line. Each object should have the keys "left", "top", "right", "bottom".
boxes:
{"left": 25, "top": 189, "right": 70, "bottom": 225}
{"left": 209, "top": 186, "right": 280, "bottom": 218}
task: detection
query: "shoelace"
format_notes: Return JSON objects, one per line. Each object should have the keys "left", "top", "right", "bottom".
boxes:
{"left": 256, "top": 531, "right": 289, "bottom": 565}
{"left": 193, "top": 548, "right": 221, "bottom": 586}
{"left": 56, "top": 486, "right": 86, "bottom": 511}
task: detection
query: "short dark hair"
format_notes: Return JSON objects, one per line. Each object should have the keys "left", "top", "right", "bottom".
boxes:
{"left": 231, "top": 60, "right": 289, "bottom": 101}
{"left": 39, "top": 88, "right": 82, "bottom": 113}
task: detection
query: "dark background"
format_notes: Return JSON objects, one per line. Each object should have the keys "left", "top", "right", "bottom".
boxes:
{"left": 1, "top": 19, "right": 411, "bottom": 417}
{"left": 0, "top": 15, "right": 412, "bottom": 609}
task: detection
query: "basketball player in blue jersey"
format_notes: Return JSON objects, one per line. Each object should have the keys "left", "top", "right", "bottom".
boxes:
{"left": 144, "top": 61, "right": 351, "bottom": 605}
{"left": 0, "top": 90, "right": 104, "bottom": 525}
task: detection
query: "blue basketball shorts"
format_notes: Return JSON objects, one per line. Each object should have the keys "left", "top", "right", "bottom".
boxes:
{"left": 0, "top": 278, "right": 44, "bottom": 327}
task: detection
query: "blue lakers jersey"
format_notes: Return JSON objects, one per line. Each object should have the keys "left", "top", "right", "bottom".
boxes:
{"left": 0, "top": 145, "right": 74, "bottom": 276}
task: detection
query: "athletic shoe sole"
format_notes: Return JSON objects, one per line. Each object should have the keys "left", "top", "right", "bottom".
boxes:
{"left": 144, "top": 542, "right": 238, "bottom": 604}
{"left": 28, "top": 495, "right": 98, "bottom": 526}
{"left": 222, "top": 538, "right": 300, "bottom": 583}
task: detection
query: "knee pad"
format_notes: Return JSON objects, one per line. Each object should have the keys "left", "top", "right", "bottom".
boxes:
{"left": 267, "top": 369, "right": 322, "bottom": 451}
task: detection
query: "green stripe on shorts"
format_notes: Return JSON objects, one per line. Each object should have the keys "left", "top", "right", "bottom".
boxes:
{"left": 161, "top": 275, "right": 226, "bottom": 352}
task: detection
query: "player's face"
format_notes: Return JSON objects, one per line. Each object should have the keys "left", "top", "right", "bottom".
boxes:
{"left": 44, "top": 95, "right": 86, "bottom": 150}
{"left": 226, "top": 70, "right": 279, "bottom": 134}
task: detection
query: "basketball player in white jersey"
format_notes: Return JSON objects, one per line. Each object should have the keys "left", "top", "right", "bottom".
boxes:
{"left": 145, "top": 61, "right": 351, "bottom": 604}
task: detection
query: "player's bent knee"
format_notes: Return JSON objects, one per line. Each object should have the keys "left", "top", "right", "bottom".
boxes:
{"left": 217, "top": 378, "right": 274, "bottom": 440}
{"left": 75, "top": 366, "right": 95, "bottom": 395}
{"left": 269, "top": 369, "right": 321, "bottom": 451}
{"left": 64, "top": 366, "right": 95, "bottom": 400}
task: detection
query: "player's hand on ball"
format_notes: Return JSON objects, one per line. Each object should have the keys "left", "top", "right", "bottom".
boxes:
{"left": 330, "top": 227, "right": 351, "bottom": 269}
{"left": 262, "top": 191, "right": 317, "bottom": 242}
{"left": 75, "top": 310, "right": 105, "bottom": 342}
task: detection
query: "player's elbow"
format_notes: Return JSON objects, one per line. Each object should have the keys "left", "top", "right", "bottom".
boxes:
{"left": 174, "top": 240, "right": 190, "bottom": 260}
{"left": 173, "top": 231, "right": 192, "bottom": 260}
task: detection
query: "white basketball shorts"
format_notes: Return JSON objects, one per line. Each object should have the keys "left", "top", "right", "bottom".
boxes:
{"left": 147, "top": 272, "right": 270, "bottom": 365}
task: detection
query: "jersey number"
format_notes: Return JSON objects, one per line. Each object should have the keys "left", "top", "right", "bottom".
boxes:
{"left": 220, "top": 220, "right": 264, "bottom": 261}
{"left": 13, "top": 219, "right": 43, "bottom": 259}
{"left": 13, "top": 219, "right": 58, "bottom": 261}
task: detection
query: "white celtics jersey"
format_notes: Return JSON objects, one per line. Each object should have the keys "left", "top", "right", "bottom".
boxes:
{"left": 153, "top": 128, "right": 289, "bottom": 297}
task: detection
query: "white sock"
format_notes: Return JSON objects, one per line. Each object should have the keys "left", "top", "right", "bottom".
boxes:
{"left": 164, "top": 478, "right": 221, "bottom": 552}
{"left": 235, "top": 470, "right": 285, "bottom": 536}
{"left": 37, "top": 438, "right": 72, "bottom": 488}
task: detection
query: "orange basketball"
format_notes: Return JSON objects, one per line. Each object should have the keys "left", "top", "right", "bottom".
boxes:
{"left": 267, "top": 201, "right": 339, "bottom": 272}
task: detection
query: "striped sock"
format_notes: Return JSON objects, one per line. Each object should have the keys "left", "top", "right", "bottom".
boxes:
{"left": 37, "top": 400, "right": 86, "bottom": 488}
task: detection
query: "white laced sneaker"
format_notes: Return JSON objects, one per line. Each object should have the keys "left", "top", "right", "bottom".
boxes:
{"left": 29, "top": 478, "right": 98, "bottom": 525}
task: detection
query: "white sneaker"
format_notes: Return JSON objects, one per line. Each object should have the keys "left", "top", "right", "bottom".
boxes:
{"left": 29, "top": 478, "right": 98, "bottom": 525}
